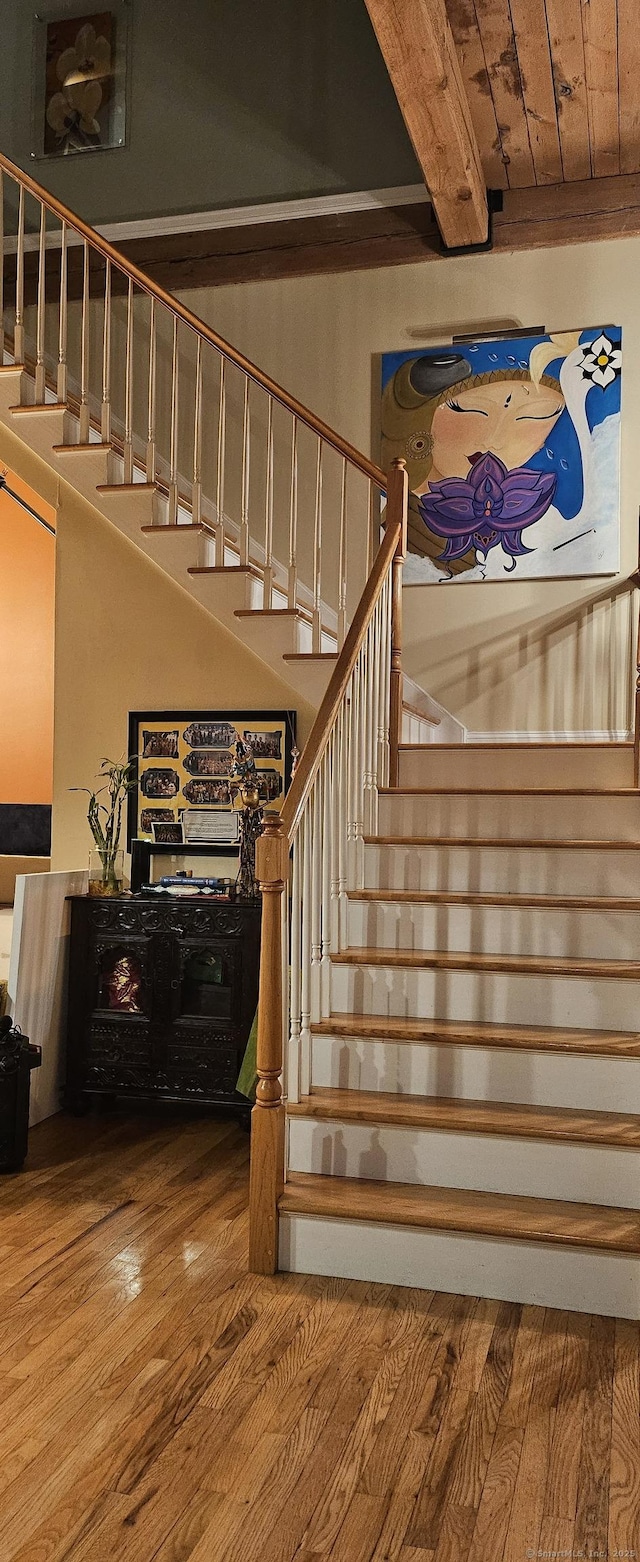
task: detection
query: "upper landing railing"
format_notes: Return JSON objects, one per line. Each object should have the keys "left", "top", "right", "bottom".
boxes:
{"left": 0, "top": 148, "right": 385, "bottom": 644}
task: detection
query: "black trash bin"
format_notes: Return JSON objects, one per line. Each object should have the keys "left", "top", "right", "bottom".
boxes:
{"left": 0, "top": 1015, "right": 41, "bottom": 1172}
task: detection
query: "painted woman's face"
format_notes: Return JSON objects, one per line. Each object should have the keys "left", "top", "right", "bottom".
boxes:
{"left": 417, "top": 378, "right": 565, "bottom": 492}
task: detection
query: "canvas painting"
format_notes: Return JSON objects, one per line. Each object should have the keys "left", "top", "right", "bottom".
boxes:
{"left": 381, "top": 328, "right": 622, "bottom": 583}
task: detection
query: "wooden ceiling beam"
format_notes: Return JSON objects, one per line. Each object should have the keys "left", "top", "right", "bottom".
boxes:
{"left": 363, "top": 0, "right": 489, "bottom": 249}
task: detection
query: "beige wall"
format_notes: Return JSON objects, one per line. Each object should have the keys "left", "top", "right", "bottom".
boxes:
{"left": 0, "top": 420, "right": 315, "bottom": 873}
{"left": 176, "top": 237, "right": 640, "bottom": 735}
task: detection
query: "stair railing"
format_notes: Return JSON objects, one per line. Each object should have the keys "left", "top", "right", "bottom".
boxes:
{"left": 0, "top": 149, "right": 385, "bottom": 641}
{"left": 249, "top": 459, "right": 408, "bottom": 1273}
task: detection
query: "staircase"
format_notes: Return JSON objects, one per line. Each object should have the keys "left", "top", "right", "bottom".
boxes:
{"left": 2, "top": 153, "right": 640, "bottom": 1321}
{"left": 275, "top": 736, "right": 640, "bottom": 1319}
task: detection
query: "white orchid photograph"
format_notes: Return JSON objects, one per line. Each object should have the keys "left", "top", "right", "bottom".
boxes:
{"left": 38, "top": 9, "right": 125, "bottom": 157}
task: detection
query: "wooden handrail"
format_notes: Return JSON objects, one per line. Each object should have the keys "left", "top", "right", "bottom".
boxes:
{"left": 0, "top": 149, "right": 384, "bottom": 487}
{"left": 281, "top": 507, "right": 402, "bottom": 843}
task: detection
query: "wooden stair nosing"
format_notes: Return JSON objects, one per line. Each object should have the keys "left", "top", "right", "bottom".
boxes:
{"left": 141, "top": 522, "right": 212, "bottom": 536}
{"left": 188, "top": 564, "right": 261, "bottom": 579}
{"left": 288, "top": 1086, "right": 640, "bottom": 1147}
{"left": 311, "top": 1013, "right": 640, "bottom": 1057}
{"left": 96, "top": 482, "right": 158, "bottom": 494}
{"left": 52, "top": 442, "right": 112, "bottom": 452}
{"left": 379, "top": 786, "right": 640, "bottom": 797}
{"left": 347, "top": 888, "right": 640, "bottom": 911}
{"left": 283, "top": 652, "right": 339, "bottom": 662}
{"left": 332, "top": 945, "right": 640, "bottom": 978}
{"left": 280, "top": 1172, "right": 640, "bottom": 1253}
{"left": 398, "top": 741, "right": 635, "bottom": 751}
{"left": 365, "top": 834, "right": 640, "bottom": 850}
{"left": 9, "top": 402, "right": 66, "bottom": 414}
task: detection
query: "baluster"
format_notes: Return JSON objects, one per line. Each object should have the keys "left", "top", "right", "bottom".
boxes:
{"left": 387, "top": 460, "right": 409, "bottom": 787}
{"left": 338, "top": 458, "right": 348, "bottom": 648}
{"left": 364, "top": 610, "right": 378, "bottom": 838}
{"left": 337, "top": 699, "right": 348, "bottom": 943}
{"left": 240, "top": 376, "right": 250, "bottom": 565}
{"left": 310, "top": 778, "right": 322, "bottom": 1032}
{"left": 168, "top": 314, "right": 179, "bottom": 524}
{"left": 215, "top": 354, "right": 226, "bottom": 564}
{"left": 34, "top": 203, "right": 46, "bottom": 403}
{"left": 0, "top": 171, "right": 4, "bottom": 366}
{"left": 123, "top": 276, "right": 134, "bottom": 482}
{"left": 14, "top": 185, "right": 24, "bottom": 364}
{"left": 192, "top": 335, "right": 203, "bottom": 526}
{"left": 347, "top": 666, "right": 360, "bottom": 890}
{"left": 331, "top": 703, "right": 346, "bottom": 951}
{"left": 146, "top": 297, "right": 156, "bottom": 482}
{"left": 321, "top": 745, "right": 332, "bottom": 1016}
{"left": 312, "top": 440, "right": 323, "bottom": 653}
{"left": 299, "top": 805, "right": 312, "bottom": 1092}
{"left": 287, "top": 417, "right": 298, "bottom": 609}
{"left": 367, "top": 481, "right": 377, "bottom": 576}
{"left": 263, "top": 395, "right": 274, "bottom": 607}
{"left": 635, "top": 586, "right": 640, "bottom": 788}
{"left": 100, "top": 259, "right": 111, "bottom": 441}
{"left": 288, "top": 833, "right": 302, "bottom": 1103}
{"left": 249, "top": 816, "right": 287, "bottom": 1275}
{"left": 377, "top": 570, "right": 392, "bottom": 794}
{"left": 57, "top": 221, "right": 68, "bottom": 404}
{"left": 79, "top": 239, "right": 90, "bottom": 442}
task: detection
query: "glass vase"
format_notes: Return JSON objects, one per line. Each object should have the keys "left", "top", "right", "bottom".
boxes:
{"left": 88, "top": 848, "right": 125, "bottom": 898}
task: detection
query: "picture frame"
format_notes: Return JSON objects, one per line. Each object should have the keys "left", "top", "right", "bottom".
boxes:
{"left": 31, "top": 2, "right": 129, "bottom": 160}
{"left": 127, "top": 708, "right": 296, "bottom": 849}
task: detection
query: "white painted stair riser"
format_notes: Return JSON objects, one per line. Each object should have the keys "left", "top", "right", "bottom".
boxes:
{"left": 364, "top": 841, "right": 640, "bottom": 898}
{"left": 398, "top": 745, "right": 635, "bottom": 790}
{"left": 287, "top": 1116, "right": 640, "bottom": 1209}
{"left": 346, "top": 899, "right": 640, "bottom": 961}
{"left": 279, "top": 1216, "right": 640, "bottom": 1319}
{"left": 330, "top": 964, "right": 640, "bottom": 1030}
{"left": 378, "top": 791, "right": 640, "bottom": 840}
{"left": 311, "top": 1034, "right": 640, "bottom": 1115}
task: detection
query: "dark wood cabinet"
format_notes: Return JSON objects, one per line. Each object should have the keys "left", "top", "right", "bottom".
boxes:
{"left": 65, "top": 895, "right": 261, "bottom": 1118}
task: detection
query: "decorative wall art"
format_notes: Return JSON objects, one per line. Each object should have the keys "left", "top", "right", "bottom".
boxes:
{"left": 32, "top": 4, "right": 128, "bottom": 158}
{"left": 381, "top": 327, "right": 622, "bottom": 583}
{"left": 127, "top": 710, "right": 296, "bottom": 848}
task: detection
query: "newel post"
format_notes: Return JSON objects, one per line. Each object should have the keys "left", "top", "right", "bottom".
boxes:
{"left": 386, "top": 458, "right": 409, "bottom": 789}
{"left": 249, "top": 813, "right": 288, "bottom": 1274}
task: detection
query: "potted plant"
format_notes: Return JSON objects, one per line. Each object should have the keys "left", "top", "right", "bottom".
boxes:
{"left": 73, "top": 757, "right": 136, "bottom": 897}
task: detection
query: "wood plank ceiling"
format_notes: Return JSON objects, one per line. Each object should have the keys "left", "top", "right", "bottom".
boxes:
{"left": 449, "top": 0, "right": 638, "bottom": 191}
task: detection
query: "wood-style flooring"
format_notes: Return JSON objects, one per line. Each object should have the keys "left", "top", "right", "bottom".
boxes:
{"left": 0, "top": 1107, "right": 638, "bottom": 1562}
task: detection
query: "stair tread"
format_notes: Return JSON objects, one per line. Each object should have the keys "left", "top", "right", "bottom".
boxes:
{"left": 380, "top": 786, "right": 640, "bottom": 796}
{"left": 399, "top": 741, "right": 634, "bottom": 750}
{"left": 280, "top": 1172, "right": 640, "bottom": 1252}
{"left": 312, "top": 1012, "right": 640, "bottom": 1056}
{"left": 52, "top": 442, "right": 111, "bottom": 452}
{"left": 141, "top": 523, "right": 212, "bottom": 535}
{"left": 365, "top": 834, "right": 640, "bottom": 849}
{"left": 10, "top": 402, "right": 65, "bottom": 413}
{"left": 289, "top": 1087, "right": 640, "bottom": 1145}
{"left": 348, "top": 888, "right": 640, "bottom": 910}
{"left": 332, "top": 945, "right": 640, "bottom": 978}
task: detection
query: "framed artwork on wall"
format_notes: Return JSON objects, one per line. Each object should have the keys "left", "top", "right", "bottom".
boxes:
{"left": 127, "top": 709, "right": 296, "bottom": 849}
{"left": 381, "top": 326, "right": 622, "bottom": 583}
{"left": 31, "top": 2, "right": 129, "bottom": 159}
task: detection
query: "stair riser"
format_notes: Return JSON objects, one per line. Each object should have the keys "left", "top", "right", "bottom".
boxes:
{"left": 347, "top": 900, "right": 640, "bottom": 960}
{"left": 288, "top": 1117, "right": 640, "bottom": 1209}
{"left": 364, "top": 842, "right": 640, "bottom": 898}
{"left": 378, "top": 792, "right": 640, "bottom": 840}
{"left": 330, "top": 965, "right": 640, "bottom": 1031}
{"left": 398, "top": 746, "right": 635, "bottom": 790}
{"left": 311, "top": 1035, "right": 640, "bottom": 1114}
{"left": 279, "top": 1216, "right": 640, "bottom": 1318}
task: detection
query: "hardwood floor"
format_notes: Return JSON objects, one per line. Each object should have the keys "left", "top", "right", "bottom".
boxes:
{"left": 0, "top": 1109, "right": 638, "bottom": 1562}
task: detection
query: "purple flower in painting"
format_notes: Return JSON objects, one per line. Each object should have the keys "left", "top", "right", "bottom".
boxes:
{"left": 418, "top": 452, "right": 557, "bottom": 564}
